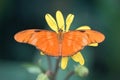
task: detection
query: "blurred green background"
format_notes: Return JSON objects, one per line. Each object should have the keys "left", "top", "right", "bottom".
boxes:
{"left": 0, "top": 0, "right": 120, "bottom": 80}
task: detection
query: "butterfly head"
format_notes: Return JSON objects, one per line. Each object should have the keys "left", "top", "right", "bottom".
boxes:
{"left": 58, "top": 28, "right": 64, "bottom": 33}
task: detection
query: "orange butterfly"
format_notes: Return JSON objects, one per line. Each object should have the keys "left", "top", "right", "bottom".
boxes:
{"left": 14, "top": 11, "right": 105, "bottom": 57}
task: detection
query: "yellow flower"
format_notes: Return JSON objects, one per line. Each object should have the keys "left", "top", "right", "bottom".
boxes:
{"left": 43, "top": 10, "right": 98, "bottom": 69}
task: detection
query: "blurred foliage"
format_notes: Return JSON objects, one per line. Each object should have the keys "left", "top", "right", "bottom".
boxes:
{"left": 0, "top": 0, "right": 120, "bottom": 80}
{"left": 74, "top": 65, "right": 89, "bottom": 77}
{"left": 36, "top": 73, "right": 49, "bottom": 80}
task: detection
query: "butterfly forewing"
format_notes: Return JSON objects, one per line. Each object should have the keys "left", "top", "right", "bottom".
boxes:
{"left": 83, "top": 30, "right": 105, "bottom": 44}
{"left": 14, "top": 29, "right": 60, "bottom": 56}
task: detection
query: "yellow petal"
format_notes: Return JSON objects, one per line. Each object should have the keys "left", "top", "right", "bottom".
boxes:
{"left": 56, "top": 10, "right": 65, "bottom": 31}
{"left": 88, "top": 43, "right": 98, "bottom": 47}
{"left": 40, "top": 52, "right": 45, "bottom": 55}
{"left": 76, "top": 26, "right": 91, "bottom": 30}
{"left": 66, "top": 14, "right": 74, "bottom": 32}
{"left": 71, "top": 52, "right": 84, "bottom": 65}
{"left": 45, "top": 14, "right": 58, "bottom": 33}
{"left": 61, "top": 57, "right": 68, "bottom": 70}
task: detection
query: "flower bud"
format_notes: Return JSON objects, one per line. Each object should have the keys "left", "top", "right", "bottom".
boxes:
{"left": 74, "top": 65, "right": 89, "bottom": 77}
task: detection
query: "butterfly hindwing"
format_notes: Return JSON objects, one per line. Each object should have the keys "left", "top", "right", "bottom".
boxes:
{"left": 62, "top": 30, "right": 88, "bottom": 56}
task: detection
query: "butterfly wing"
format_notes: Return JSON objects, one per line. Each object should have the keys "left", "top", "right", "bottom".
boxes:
{"left": 14, "top": 29, "right": 59, "bottom": 56}
{"left": 62, "top": 30, "right": 88, "bottom": 56}
{"left": 61, "top": 30, "right": 105, "bottom": 56}
{"left": 83, "top": 30, "right": 105, "bottom": 44}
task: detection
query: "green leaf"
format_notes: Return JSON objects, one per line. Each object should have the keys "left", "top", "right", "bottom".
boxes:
{"left": 36, "top": 73, "right": 49, "bottom": 80}
{"left": 23, "top": 63, "right": 41, "bottom": 74}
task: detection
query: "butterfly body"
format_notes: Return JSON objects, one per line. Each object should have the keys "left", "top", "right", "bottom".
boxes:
{"left": 14, "top": 29, "right": 105, "bottom": 57}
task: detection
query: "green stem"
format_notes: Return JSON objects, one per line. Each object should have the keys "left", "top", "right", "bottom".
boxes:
{"left": 52, "top": 57, "right": 61, "bottom": 80}
{"left": 64, "top": 71, "right": 74, "bottom": 80}
{"left": 47, "top": 56, "right": 52, "bottom": 70}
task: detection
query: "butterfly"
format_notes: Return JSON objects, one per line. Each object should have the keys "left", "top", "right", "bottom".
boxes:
{"left": 14, "top": 11, "right": 105, "bottom": 57}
